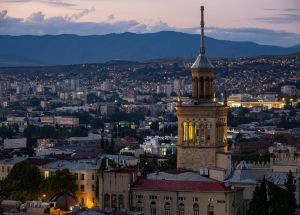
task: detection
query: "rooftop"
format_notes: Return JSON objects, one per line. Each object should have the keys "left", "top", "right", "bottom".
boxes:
{"left": 132, "top": 178, "right": 232, "bottom": 192}
{"left": 43, "top": 160, "right": 100, "bottom": 170}
{"left": 147, "top": 171, "right": 216, "bottom": 182}
{"left": 0, "top": 156, "right": 27, "bottom": 165}
{"left": 191, "top": 53, "right": 213, "bottom": 69}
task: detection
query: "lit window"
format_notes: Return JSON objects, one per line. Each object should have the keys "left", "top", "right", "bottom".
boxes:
{"left": 44, "top": 170, "right": 49, "bottom": 178}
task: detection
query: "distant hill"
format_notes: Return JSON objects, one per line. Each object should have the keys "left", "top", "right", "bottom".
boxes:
{"left": 0, "top": 31, "right": 299, "bottom": 67}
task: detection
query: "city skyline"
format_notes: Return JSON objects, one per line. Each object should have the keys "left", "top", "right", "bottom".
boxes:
{"left": 1, "top": 0, "right": 300, "bottom": 46}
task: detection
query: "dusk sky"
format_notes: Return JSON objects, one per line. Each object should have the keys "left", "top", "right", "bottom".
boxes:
{"left": 1, "top": 0, "right": 300, "bottom": 46}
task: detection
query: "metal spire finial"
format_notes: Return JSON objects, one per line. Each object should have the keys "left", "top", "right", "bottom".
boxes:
{"left": 200, "top": 6, "right": 205, "bottom": 55}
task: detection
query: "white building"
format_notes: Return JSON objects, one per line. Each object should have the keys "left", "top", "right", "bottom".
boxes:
{"left": 140, "top": 136, "right": 177, "bottom": 156}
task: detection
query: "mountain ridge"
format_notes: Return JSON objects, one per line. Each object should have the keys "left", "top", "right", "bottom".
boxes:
{"left": 0, "top": 31, "right": 299, "bottom": 67}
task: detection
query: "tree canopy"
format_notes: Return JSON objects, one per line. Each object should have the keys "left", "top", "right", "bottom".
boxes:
{"left": 0, "top": 161, "right": 43, "bottom": 201}
{"left": 40, "top": 169, "right": 77, "bottom": 199}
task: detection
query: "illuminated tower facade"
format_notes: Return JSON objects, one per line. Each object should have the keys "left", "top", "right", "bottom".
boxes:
{"left": 176, "top": 6, "right": 230, "bottom": 180}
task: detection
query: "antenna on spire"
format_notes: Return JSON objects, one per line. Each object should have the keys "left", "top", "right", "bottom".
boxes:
{"left": 200, "top": 6, "right": 205, "bottom": 55}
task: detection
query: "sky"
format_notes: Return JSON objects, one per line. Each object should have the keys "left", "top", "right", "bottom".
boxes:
{"left": 1, "top": 0, "right": 300, "bottom": 47}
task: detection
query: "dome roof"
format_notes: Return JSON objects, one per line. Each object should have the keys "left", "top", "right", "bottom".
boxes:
{"left": 191, "top": 53, "right": 213, "bottom": 69}
{"left": 50, "top": 192, "right": 77, "bottom": 211}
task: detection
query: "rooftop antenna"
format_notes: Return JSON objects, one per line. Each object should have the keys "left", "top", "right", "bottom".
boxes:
{"left": 200, "top": 6, "right": 205, "bottom": 55}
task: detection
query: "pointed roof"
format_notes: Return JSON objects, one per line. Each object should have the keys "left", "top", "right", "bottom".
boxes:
{"left": 191, "top": 6, "right": 213, "bottom": 69}
{"left": 191, "top": 54, "right": 213, "bottom": 69}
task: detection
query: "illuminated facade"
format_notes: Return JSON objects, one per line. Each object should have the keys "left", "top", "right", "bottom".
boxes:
{"left": 176, "top": 6, "right": 231, "bottom": 180}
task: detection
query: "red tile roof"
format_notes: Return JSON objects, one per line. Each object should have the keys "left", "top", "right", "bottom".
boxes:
{"left": 132, "top": 178, "right": 232, "bottom": 192}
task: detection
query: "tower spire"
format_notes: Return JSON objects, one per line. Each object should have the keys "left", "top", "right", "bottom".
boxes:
{"left": 200, "top": 5, "right": 205, "bottom": 55}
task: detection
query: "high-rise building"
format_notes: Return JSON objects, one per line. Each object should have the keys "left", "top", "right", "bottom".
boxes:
{"left": 176, "top": 6, "right": 231, "bottom": 181}
{"left": 70, "top": 79, "right": 80, "bottom": 91}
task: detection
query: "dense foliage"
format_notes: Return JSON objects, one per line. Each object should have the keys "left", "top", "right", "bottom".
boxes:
{"left": 0, "top": 162, "right": 77, "bottom": 202}
{"left": 248, "top": 171, "right": 297, "bottom": 215}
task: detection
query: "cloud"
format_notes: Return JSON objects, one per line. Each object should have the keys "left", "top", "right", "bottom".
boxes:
{"left": 256, "top": 13, "right": 300, "bottom": 24}
{"left": 67, "top": 7, "right": 95, "bottom": 21}
{"left": 264, "top": 8, "right": 300, "bottom": 12}
{"left": 0, "top": 10, "right": 299, "bottom": 47}
{"left": 203, "top": 27, "right": 300, "bottom": 47}
{"left": 107, "top": 14, "right": 115, "bottom": 22}
{"left": 3, "top": 0, "right": 76, "bottom": 7}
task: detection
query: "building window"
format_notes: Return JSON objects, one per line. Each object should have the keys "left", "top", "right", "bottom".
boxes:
{"left": 164, "top": 202, "right": 171, "bottom": 215}
{"left": 193, "top": 197, "right": 198, "bottom": 202}
{"left": 193, "top": 203, "right": 199, "bottom": 215}
{"left": 149, "top": 195, "right": 157, "bottom": 200}
{"left": 164, "top": 196, "right": 172, "bottom": 201}
{"left": 111, "top": 194, "right": 117, "bottom": 209}
{"left": 136, "top": 201, "right": 143, "bottom": 212}
{"left": 150, "top": 201, "right": 157, "bottom": 215}
{"left": 2, "top": 166, "right": 4, "bottom": 172}
{"left": 80, "top": 185, "right": 85, "bottom": 192}
{"left": 178, "top": 196, "right": 185, "bottom": 201}
{"left": 208, "top": 203, "right": 214, "bottom": 215}
{"left": 44, "top": 170, "right": 49, "bottom": 178}
{"left": 178, "top": 203, "right": 184, "bottom": 215}
{"left": 136, "top": 194, "right": 143, "bottom": 199}
{"left": 74, "top": 173, "right": 78, "bottom": 180}
{"left": 104, "top": 194, "right": 110, "bottom": 209}
{"left": 92, "top": 184, "right": 95, "bottom": 191}
{"left": 92, "top": 174, "right": 95, "bottom": 180}
{"left": 81, "top": 174, "right": 85, "bottom": 180}
{"left": 7, "top": 167, "right": 10, "bottom": 173}
{"left": 119, "top": 194, "right": 124, "bottom": 210}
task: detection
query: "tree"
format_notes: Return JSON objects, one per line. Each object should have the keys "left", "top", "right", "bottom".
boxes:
{"left": 160, "top": 151, "right": 177, "bottom": 170}
{"left": 284, "top": 171, "right": 297, "bottom": 215}
{"left": 40, "top": 169, "right": 77, "bottom": 198}
{"left": 248, "top": 185, "right": 261, "bottom": 215}
{"left": 100, "top": 158, "right": 107, "bottom": 170}
{"left": 1, "top": 161, "right": 43, "bottom": 201}
{"left": 267, "top": 180, "right": 286, "bottom": 215}
{"left": 70, "top": 126, "right": 88, "bottom": 137}
{"left": 91, "top": 118, "right": 105, "bottom": 129}
{"left": 248, "top": 177, "right": 268, "bottom": 215}
{"left": 101, "top": 137, "right": 105, "bottom": 149}
{"left": 139, "top": 157, "right": 158, "bottom": 174}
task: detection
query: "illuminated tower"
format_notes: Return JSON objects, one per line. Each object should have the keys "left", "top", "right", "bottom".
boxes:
{"left": 176, "top": 6, "right": 230, "bottom": 181}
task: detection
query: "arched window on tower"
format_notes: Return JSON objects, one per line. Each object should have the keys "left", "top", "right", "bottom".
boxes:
{"left": 200, "top": 124, "right": 205, "bottom": 143}
{"left": 207, "top": 123, "right": 211, "bottom": 142}
{"left": 189, "top": 122, "right": 194, "bottom": 142}
{"left": 183, "top": 122, "right": 188, "bottom": 142}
